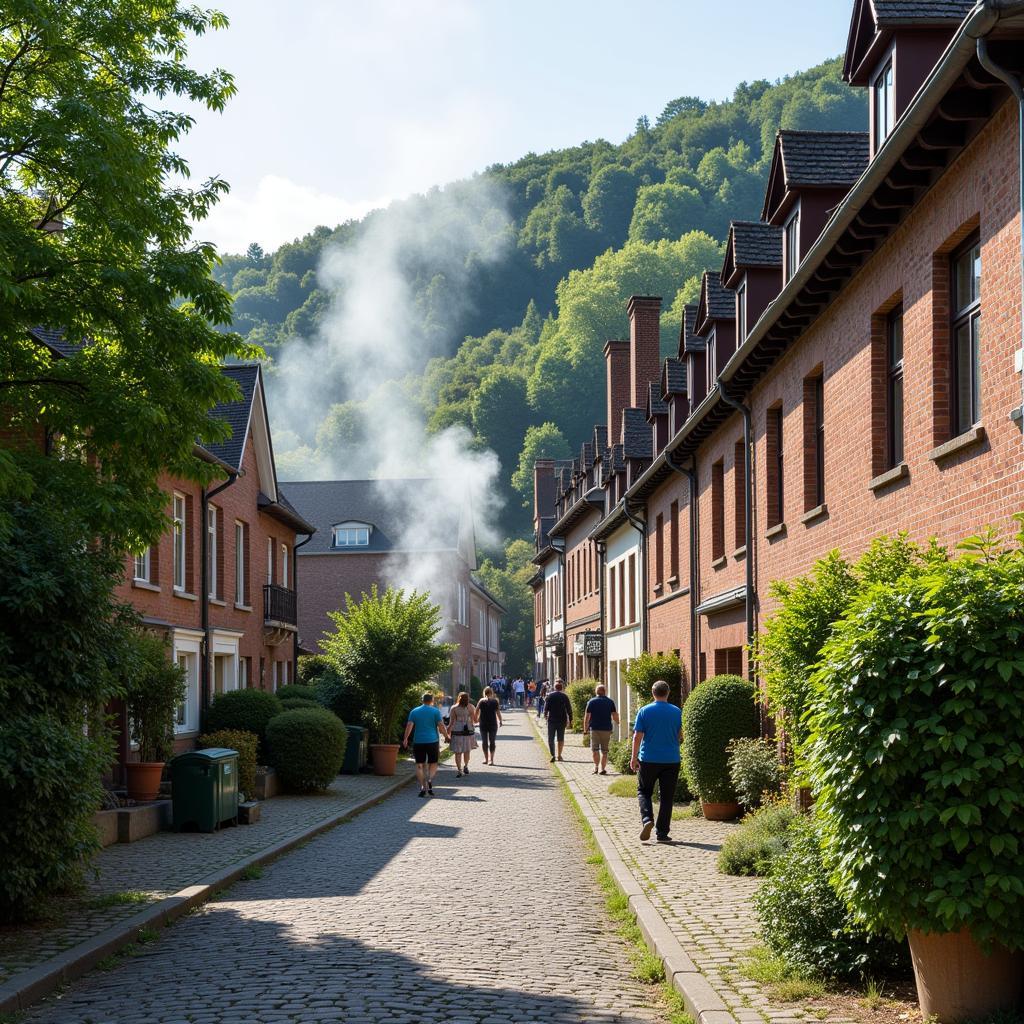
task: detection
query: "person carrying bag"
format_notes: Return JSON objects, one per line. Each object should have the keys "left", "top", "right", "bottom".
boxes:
{"left": 448, "top": 692, "right": 478, "bottom": 777}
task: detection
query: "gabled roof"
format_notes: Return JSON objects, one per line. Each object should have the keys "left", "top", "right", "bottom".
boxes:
{"left": 721, "top": 221, "right": 783, "bottom": 287}
{"left": 647, "top": 381, "right": 668, "bottom": 419}
{"left": 662, "top": 357, "right": 687, "bottom": 397}
{"left": 286, "top": 478, "right": 468, "bottom": 557}
{"left": 694, "top": 272, "right": 734, "bottom": 336}
{"left": 28, "top": 326, "right": 83, "bottom": 358}
{"left": 622, "top": 408, "right": 652, "bottom": 460}
{"left": 611, "top": 443, "right": 625, "bottom": 473}
{"left": 470, "top": 574, "right": 507, "bottom": 614}
{"left": 762, "top": 131, "right": 870, "bottom": 222}
{"left": 679, "top": 304, "right": 702, "bottom": 356}
{"left": 593, "top": 423, "right": 608, "bottom": 459}
{"left": 203, "top": 364, "right": 260, "bottom": 472}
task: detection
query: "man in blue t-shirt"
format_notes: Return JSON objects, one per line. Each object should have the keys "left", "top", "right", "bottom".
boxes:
{"left": 630, "top": 679, "right": 683, "bottom": 843}
{"left": 583, "top": 684, "right": 620, "bottom": 775}
{"left": 402, "top": 692, "right": 451, "bottom": 797}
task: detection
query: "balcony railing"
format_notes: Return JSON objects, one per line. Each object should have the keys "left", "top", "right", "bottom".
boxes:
{"left": 263, "top": 583, "right": 297, "bottom": 626}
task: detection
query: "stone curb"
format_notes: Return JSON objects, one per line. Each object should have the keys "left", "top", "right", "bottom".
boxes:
{"left": 529, "top": 716, "right": 738, "bottom": 1024}
{"left": 0, "top": 771, "right": 414, "bottom": 1015}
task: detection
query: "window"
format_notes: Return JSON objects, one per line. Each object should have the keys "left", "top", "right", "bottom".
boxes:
{"left": 332, "top": 526, "right": 370, "bottom": 547}
{"left": 711, "top": 460, "right": 725, "bottom": 562}
{"left": 734, "top": 439, "right": 746, "bottom": 551}
{"left": 784, "top": 207, "right": 800, "bottom": 282}
{"left": 669, "top": 500, "right": 679, "bottom": 580}
{"left": 887, "top": 308, "right": 904, "bottom": 467}
{"left": 609, "top": 564, "right": 617, "bottom": 629}
{"left": 627, "top": 553, "right": 636, "bottom": 625}
{"left": 207, "top": 505, "right": 218, "bottom": 599}
{"left": 174, "top": 647, "right": 199, "bottom": 734}
{"left": 654, "top": 514, "right": 664, "bottom": 587}
{"left": 133, "top": 548, "right": 151, "bottom": 583}
{"left": 235, "top": 521, "right": 247, "bottom": 606}
{"left": 280, "top": 543, "right": 289, "bottom": 589}
{"left": 803, "top": 372, "right": 825, "bottom": 510}
{"left": 767, "top": 405, "right": 784, "bottom": 529}
{"left": 618, "top": 562, "right": 625, "bottom": 628}
{"left": 173, "top": 493, "right": 186, "bottom": 591}
{"left": 736, "top": 281, "right": 747, "bottom": 341}
{"left": 873, "top": 57, "right": 895, "bottom": 152}
{"left": 714, "top": 647, "right": 743, "bottom": 677}
{"left": 951, "top": 234, "right": 982, "bottom": 433}
{"left": 239, "top": 657, "right": 249, "bottom": 689}
{"left": 266, "top": 537, "right": 273, "bottom": 585}
{"left": 707, "top": 327, "right": 717, "bottom": 385}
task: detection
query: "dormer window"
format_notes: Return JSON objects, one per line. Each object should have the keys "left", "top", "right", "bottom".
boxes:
{"left": 784, "top": 206, "right": 801, "bottom": 282}
{"left": 873, "top": 56, "right": 895, "bottom": 153}
{"left": 332, "top": 522, "right": 371, "bottom": 547}
{"left": 736, "top": 281, "right": 747, "bottom": 341}
{"left": 707, "top": 328, "right": 717, "bottom": 383}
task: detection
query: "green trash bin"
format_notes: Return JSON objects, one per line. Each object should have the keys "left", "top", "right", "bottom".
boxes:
{"left": 171, "top": 747, "right": 239, "bottom": 832}
{"left": 341, "top": 726, "right": 368, "bottom": 774}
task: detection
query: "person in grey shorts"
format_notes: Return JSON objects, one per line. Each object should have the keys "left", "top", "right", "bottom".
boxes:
{"left": 583, "top": 683, "right": 620, "bottom": 775}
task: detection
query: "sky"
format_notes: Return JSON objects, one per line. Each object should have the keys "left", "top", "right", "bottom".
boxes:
{"left": 178, "top": 0, "right": 853, "bottom": 255}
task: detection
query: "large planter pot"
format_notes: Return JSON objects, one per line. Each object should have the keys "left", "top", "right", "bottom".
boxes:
{"left": 907, "top": 927, "right": 1024, "bottom": 1022}
{"left": 125, "top": 761, "right": 165, "bottom": 802}
{"left": 370, "top": 743, "right": 399, "bottom": 777}
{"left": 700, "top": 800, "right": 742, "bottom": 821}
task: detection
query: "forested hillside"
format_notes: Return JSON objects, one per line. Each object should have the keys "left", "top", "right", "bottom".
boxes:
{"left": 214, "top": 57, "right": 865, "bottom": 672}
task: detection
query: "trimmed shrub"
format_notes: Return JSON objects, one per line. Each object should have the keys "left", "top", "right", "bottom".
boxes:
{"left": 609, "top": 738, "right": 633, "bottom": 775}
{"left": 717, "top": 800, "right": 796, "bottom": 876}
{"left": 754, "top": 813, "right": 905, "bottom": 979}
{"left": 682, "top": 675, "right": 758, "bottom": 803}
{"left": 124, "top": 631, "right": 186, "bottom": 762}
{"left": 727, "top": 737, "right": 785, "bottom": 810}
{"left": 469, "top": 675, "right": 483, "bottom": 701}
{"left": 314, "top": 667, "right": 365, "bottom": 726}
{"left": 205, "top": 689, "right": 283, "bottom": 761}
{"left": 623, "top": 651, "right": 684, "bottom": 708}
{"left": 198, "top": 729, "right": 258, "bottom": 799}
{"left": 266, "top": 708, "right": 347, "bottom": 792}
{"left": 566, "top": 678, "right": 598, "bottom": 731}
{"left": 275, "top": 684, "right": 319, "bottom": 704}
{"left": 279, "top": 697, "right": 320, "bottom": 712}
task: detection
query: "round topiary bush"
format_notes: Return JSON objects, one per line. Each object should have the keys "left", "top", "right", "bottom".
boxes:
{"left": 682, "top": 675, "right": 758, "bottom": 803}
{"left": 279, "top": 697, "right": 320, "bottom": 712}
{"left": 266, "top": 707, "right": 347, "bottom": 793}
{"left": 275, "top": 684, "right": 320, "bottom": 704}
{"left": 198, "top": 728, "right": 258, "bottom": 800}
{"left": 205, "top": 689, "right": 283, "bottom": 761}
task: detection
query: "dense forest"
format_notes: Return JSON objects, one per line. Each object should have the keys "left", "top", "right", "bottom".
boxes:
{"left": 213, "top": 58, "right": 866, "bottom": 673}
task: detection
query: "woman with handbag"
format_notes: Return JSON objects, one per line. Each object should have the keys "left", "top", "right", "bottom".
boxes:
{"left": 448, "top": 691, "right": 478, "bottom": 777}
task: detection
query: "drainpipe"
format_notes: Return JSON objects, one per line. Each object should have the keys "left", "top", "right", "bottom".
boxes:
{"left": 292, "top": 530, "right": 314, "bottom": 680}
{"left": 717, "top": 383, "right": 755, "bottom": 677}
{"left": 666, "top": 452, "right": 700, "bottom": 695}
{"left": 621, "top": 499, "right": 648, "bottom": 654}
{"left": 596, "top": 538, "right": 607, "bottom": 683}
{"left": 553, "top": 539, "right": 567, "bottom": 679}
{"left": 976, "top": 35, "right": 1024, "bottom": 428}
{"left": 200, "top": 470, "right": 239, "bottom": 729}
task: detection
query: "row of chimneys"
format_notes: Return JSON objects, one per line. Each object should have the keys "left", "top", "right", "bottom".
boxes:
{"left": 605, "top": 294, "right": 662, "bottom": 454}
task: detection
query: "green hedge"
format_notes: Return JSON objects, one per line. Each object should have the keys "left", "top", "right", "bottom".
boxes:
{"left": 205, "top": 689, "right": 283, "bottom": 762}
{"left": 727, "top": 737, "right": 785, "bottom": 810}
{"left": 275, "top": 684, "right": 320, "bottom": 704}
{"left": 279, "top": 697, "right": 320, "bottom": 712}
{"left": 266, "top": 708, "right": 347, "bottom": 793}
{"left": 198, "top": 729, "right": 258, "bottom": 799}
{"left": 682, "top": 675, "right": 758, "bottom": 803}
{"left": 566, "top": 679, "right": 597, "bottom": 731}
{"left": 717, "top": 800, "right": 796, "bottom": 877}
{"left": 623, "top": 651, "right": 684, "bottom": 708}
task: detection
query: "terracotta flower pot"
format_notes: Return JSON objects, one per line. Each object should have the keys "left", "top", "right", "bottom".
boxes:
{"left": 701, "top": 800, "right": 742, "bottom": 821}
{"left": 125, "top": 761, "right": 165, "bottom": 802}
{"left": 907, "top": 927, "right": 1024, "bottom": 1023}
{"left": 370, "top": 743, "right": 399, "bottom": 777}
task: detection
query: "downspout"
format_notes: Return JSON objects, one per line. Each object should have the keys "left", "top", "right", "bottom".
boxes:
{"left": 976, "top": 34, "right": 1024, "bottom": 428}
{"left": 596, "top": 538, "right": 607, "bottom": 683}
{"left": 200, "top": 470, "right": 239, "bottom": 728}
{"left": 621, "top": 499, "right": 648, "bottom": 654}
{"left": 666, "top": 452, "right": 700, "bottom": 694}
{"left": 717, "top": 383, "right": 755, "bottom": 677}
{"left": 557, "top": 543, "right": 568, "bottom": 679}
{"left": 292, "top": 530, "right": 314, "bottom": 679}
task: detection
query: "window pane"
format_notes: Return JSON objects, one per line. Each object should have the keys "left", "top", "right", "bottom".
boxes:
{"left": 889, "top": 313, "right": 903, "bottom": 367}
{"left": 955, "top": 321, "right": 973, "bottom": 430}
{"left": 971, "top": 313, "right": 982, "bottom": 424}
{"left": 891, "top": 373, "right": 904, "bottom": 465}
{"left": 954, "top": 248, "right": 975, "bottom": 312}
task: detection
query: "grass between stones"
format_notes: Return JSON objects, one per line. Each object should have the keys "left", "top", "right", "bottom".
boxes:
{"left": 740, "top": 945, "right": 826, "bottom": 1001}
{"left": 88, "top": 890, "right": 151, "bottom": 910}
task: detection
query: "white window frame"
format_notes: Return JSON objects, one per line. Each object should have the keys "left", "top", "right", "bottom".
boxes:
{"left": 280, "top": 543, "right": 289, "bottom": 589}
{"left": 173, "top": 493, "right": 186, "bottom": 592}
{"left": 172, "top": 632, "right": 202, "bottom": 734}
{"left": 133, "top": 547, "right": 151, "bottom": 583}
{"left": 234, "top": 520, "right": 246, "bottom": 606}
{"left": 331, "top": 523, "right": 371, "bottom": 548}
{"left": 784, "top": 205, "right": 801, "bottom": 283}
{"left": 207, "top": 505, "right": 218, "bottom": 599}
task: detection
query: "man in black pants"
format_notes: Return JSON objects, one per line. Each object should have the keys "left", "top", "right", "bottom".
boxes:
{"left": 544, "top": 678, "right": 573, "bottom": 763}
{"left": 630, "top": 679, "right": 683, "bottom": 843}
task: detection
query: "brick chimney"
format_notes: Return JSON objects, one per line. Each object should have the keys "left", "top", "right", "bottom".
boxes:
{"left": 628, "top": 295, "right": 662, "bottom": 410}
{"left": 604, "top": 340, "right": 630, "bottom": 446}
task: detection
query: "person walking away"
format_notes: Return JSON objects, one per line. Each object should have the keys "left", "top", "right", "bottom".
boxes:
{"left": 536, "top": 679, "right": 548, "bottom": 718}
{"left": 513, "top": 676, "right": 526, "bottom": 708}
{"left": 543, "top": 678, "right": 573, "bottom": 763}
{"left": 526, "top": 679, "right": 537, "bottom": 708}
{"left": 584, "top": 683, "right": 619, "bottom": 775}
{"left": 439, "top": 692, "right": 453, "bottom": 727}
{"left": 402, "top": 691, "right": 451, "bottom": 797}
{"left": 448, "top": 691, "right": 478, "bottom": 777}
{"left": 630, "top": 680, "right": 683, "bottom": 843}
{"left": 476, "top": 686, "right": 503, "bottom": 765}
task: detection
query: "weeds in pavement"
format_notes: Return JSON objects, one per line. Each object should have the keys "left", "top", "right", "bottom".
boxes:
{"left": 860, "top": 977, "right": 885, "bottom": 1010}
{"left": 89, "top": 890, "right": 150, "bottom": 910}
{"left": 662, "top": 984, "right": 696, "bottom": 1024}
{"left": 608, "top": 777, "right": 637, "bottom": 797}
{"left": 741, "top": 945, "right": 825, "bottom": 1001}
{"left": 135, "top": 926, "right": 159, "bottom": 944}
{"left": 239, "top": 864, "right": 264, "bottom": 881}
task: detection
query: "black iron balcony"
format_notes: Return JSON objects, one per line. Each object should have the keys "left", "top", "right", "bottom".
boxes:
{"left": 263, "top": 583, "right": 297, "bottom": 627}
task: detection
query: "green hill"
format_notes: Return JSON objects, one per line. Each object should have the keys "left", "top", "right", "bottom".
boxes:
{"left": 214, "top": 57, "right": 865, "bottom": 673}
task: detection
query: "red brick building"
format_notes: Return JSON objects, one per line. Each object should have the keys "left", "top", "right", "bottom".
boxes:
{"left": 286, "top": 478, "right": 504, "bottom": 696}
{"left": 534, "top": 0, "right": 1024, "bottom": 719}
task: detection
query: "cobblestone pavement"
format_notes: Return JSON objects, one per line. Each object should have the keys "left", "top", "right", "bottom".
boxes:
{"left": 548, "top": 728, "right": 856, "bottom": 1024}
{"left": 23, "top": 712, "right": 667, "bottom": 1024}
{"left": 0, "top": 769, "right": 412, "bottom": 988}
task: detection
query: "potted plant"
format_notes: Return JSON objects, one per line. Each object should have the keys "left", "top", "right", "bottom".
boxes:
{"left": 123, "top": 630, "right": 186, "bottom": 802}
{"left": 681, "top": 675, "right": 758, "bottom": 820}
{"left": 805, "top": 525, "right": 1024, "bottom": 1022}
{"left": 321, "top": 585, "right": 454, "bottom": 776}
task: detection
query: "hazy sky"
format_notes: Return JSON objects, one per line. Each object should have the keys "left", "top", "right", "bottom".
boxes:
{"left": 179, "top": 0, "right": 853, "bottom": 254}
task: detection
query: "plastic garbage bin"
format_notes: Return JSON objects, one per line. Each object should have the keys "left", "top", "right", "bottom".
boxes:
{"left": 342, "top": 726, "right": 368, "bottom": 774}
{"left": 171, "top": 747, "right": 239, "bottom": 832}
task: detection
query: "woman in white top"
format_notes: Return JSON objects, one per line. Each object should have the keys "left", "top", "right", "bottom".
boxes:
{"left": 448, "top": 691, "right": 478, "bottom": 777}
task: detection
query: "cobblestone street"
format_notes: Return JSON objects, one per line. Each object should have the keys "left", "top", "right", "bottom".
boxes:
{"left": 23, "top": 712, "right": 666, "bottom": 1024}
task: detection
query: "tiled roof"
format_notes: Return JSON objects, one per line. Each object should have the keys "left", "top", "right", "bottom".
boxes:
{"left": 681, "top": 305, "right": 704, "bottom": 354}
{"left": 285, "top": 478, "right": 463, "bottom": 556}
{"left": 622, "top": 408, "right": 652, "bottom": 460}
{"left": 663, "top": 358, "right": 687, "bottom": 395}
{"left": 28, "top": 326, "right": 83, "bottom": 358}
{"left": 648, "top": 381, "right": 668, "bottom": 417}
{"left": 730, "top": 221, "right": 783, "bottom": 268}
{"left": 778, "top": 131, "right": 870, "bottom": 188}
{"left": 611, "top": 443, "right": 626, "bottom": 473}
{"left": 700, "top": 272, "right": 734, "bottom": 325}
{"left": 202, "top": 364, "right": 259, "bottom": 471}
{"left": 580, "top": 441, "right": 595, "bottom": 469}
{"left": 873, "top": 0, "right": 973, "bottom": 21}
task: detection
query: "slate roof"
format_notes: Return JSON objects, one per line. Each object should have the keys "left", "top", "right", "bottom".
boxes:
{"left": 681, "top": 304, "right": 704, "bottom": 354}
{"left": 611, "top": 443, "right": 626, "bottom": 473}
{"left": 873, "top": 0, "right": 974, "bottom": 22}
{"left": 622, "top": 408, "right": 652, "bottom": 460}
{"left": 202, "top": 363, "right": 260, "bottom": 471}
{"left": 29, "top": 326, "right": 83, "bottom": 358}
{"left": 648, "top": 381, "right": 669, "bottom": 418}
{"left": 580, "top": 440, "right": 595, "bottom": 470}
{"left": 696, "top": 273, "right": 734, "bottom": 335}
{"left": 730, "top": 221, "right": 783, "bottom": 269}
{"left": 778, "top": 131, "right": 870, "bottom": 188}
{"left": 285, "top": 478, "right": 464, "bottom": 556}
{"left": 663, "top": 357, "right": 687, "bottom": 396}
